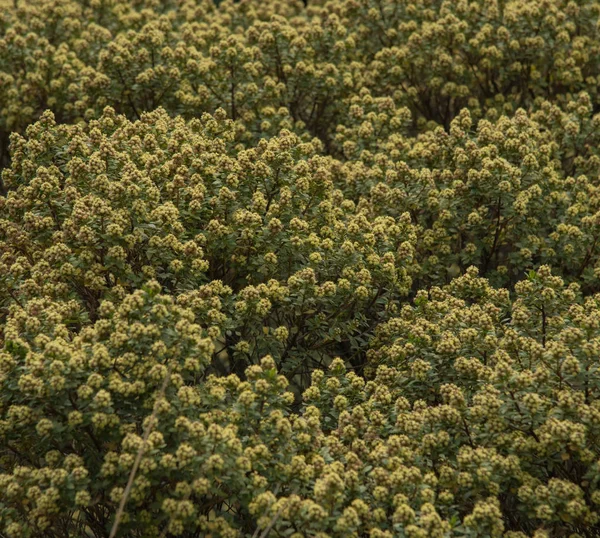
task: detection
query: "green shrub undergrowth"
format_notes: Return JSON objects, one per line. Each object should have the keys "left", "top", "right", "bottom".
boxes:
{"left": 3, "top": 1, "right": 600, "bottom": 537}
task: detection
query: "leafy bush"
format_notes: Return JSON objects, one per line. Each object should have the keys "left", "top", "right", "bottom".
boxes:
{"left": 3, "top": 0, "right": 600, "bottom": 537}
{"left": 337, "top": 100, "right": 600, "bottom": 291}
{"left": 3, "top": 268, "right": 600, "bottom": 537}
{"left": 3, "top": 0, "right": 600, "bottom": 173}
{"left": 0, "top": 107, "right": 414, "bottom": 390}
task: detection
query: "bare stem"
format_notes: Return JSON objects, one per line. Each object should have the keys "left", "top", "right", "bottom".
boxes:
{"left": 108, "top": 364, "right": 173, "bottom": 538}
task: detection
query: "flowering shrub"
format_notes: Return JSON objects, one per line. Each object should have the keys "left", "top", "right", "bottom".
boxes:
{"left": 3, "top": 0, "right": 600, "bottom": 537}
{"left": 336, "top": 101, "right": 600, "bottom": 291}
{"left": 3, "top": 0, "right": 600, "bottom": 174}
{"left": 3, "top": 269, "right": 600, "bottom": 537}
{"left": 0, "top": 107, "right": 415, "bottom": 390}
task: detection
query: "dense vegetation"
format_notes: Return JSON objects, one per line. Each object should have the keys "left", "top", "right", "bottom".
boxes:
{"left": 2, "top": 0, "right": 600, "bottom": 536}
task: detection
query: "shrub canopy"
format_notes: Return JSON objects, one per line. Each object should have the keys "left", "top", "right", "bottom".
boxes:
{"left": 3, "top": 0, "right": 600, "bottom": 537}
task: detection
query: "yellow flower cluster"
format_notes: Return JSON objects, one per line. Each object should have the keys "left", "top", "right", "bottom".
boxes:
{"left": 3, "top": 0, "right": 600, "bottom": 537}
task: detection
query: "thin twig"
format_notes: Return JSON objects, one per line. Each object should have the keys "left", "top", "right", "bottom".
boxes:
{"left": 108, "top": 363, "right": 173, "bottom": 538}
{"left": 7, "top": 289, "right": 26, "bottom": 310}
